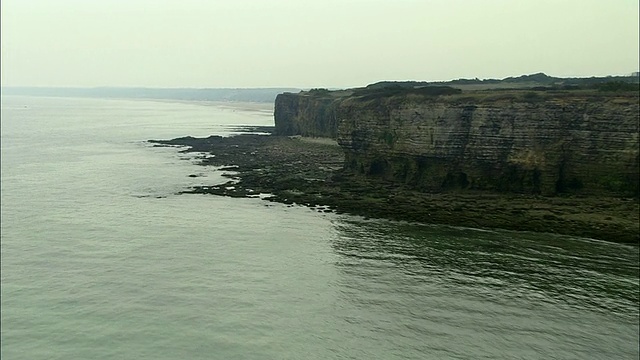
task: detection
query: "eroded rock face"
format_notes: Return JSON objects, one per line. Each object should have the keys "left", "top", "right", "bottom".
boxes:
{"left": 275, "top": 91, "right": 640, "bottom": 196}
{"left": 274, "top": 92, "right": 339, "bottom": 138}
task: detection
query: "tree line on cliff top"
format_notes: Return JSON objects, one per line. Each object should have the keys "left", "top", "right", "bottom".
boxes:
{"left": 305, "top": 73, "right": 639, "bottom": 100}
{"left": 363, "top": 73, "right": 639, "bottom": 92}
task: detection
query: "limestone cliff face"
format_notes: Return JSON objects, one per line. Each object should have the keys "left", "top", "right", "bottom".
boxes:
{"left": 275, "top": 90, "right": 640, "bottom": 196}
{"left": 274, "top": 92, "right": 339, "bottom": 138}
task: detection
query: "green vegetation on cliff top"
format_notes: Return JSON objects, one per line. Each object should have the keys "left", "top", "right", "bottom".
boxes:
{"left": 297, "top": 73, "right": 639, "bottom": 100}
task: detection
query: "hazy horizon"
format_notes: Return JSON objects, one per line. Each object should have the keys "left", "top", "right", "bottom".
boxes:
{"left": 2, "top": 71, "right": 638, "bottom": 91}
{"left": 2, "top": 0, "right": 638, "bottom": 89}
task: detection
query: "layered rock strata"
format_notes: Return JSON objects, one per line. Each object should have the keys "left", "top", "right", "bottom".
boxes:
{"left": 275, "top": 90, "right": 639, "bottom": 197}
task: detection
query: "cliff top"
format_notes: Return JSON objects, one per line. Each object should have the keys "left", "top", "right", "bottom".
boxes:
{"left": 284, "top": 73, "right": 640, "bottom": 101}
{"left": 285, "top": 84, "right": 639, "bottom": 107}
{"left": 368, "top": 72, "right": 640, "bottom": 90}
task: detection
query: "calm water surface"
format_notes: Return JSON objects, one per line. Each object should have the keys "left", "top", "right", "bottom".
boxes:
{"left": 1, "top": 96, "right": 638, "bottom": 359}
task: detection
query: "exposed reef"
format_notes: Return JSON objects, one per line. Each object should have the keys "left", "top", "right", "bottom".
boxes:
{"left": 150, "top": 76, "right": 639, "bottom": 244}
{"left": 149, "top": 132, "right": 639, "bottom": 244}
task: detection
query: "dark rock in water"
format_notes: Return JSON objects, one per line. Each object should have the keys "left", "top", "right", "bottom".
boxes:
{"left": 150, "top": 96, "right": 639, "bottom": 244}
{"left": 219, "top": 166, "right": 239, "bottom": 171}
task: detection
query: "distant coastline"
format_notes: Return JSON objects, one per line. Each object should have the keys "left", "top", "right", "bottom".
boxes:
{"left": 0, "top": 87, "right": 301, "bottom": 103}
{"left": 4, "top": 72, "right": 638, "bottom": 103}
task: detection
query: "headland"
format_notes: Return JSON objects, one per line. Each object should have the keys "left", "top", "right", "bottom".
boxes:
{"left": 150, "top": 74, "right": 640, "bottom": 244}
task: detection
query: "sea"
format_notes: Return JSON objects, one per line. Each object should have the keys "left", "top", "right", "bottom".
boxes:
{"left": 1, "top": 95, "right": 638, "bottom": 360}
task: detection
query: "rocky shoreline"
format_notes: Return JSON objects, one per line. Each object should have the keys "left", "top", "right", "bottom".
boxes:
{"left": 150, "top": 129, "right": 639, "bottom": 244}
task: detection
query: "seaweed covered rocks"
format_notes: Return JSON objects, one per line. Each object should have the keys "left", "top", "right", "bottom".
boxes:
{"left": 149, "top": 133, "right": 639, "bottom": 244}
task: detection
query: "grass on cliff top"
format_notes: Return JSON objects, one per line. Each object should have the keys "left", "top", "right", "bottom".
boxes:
{"left": 301, "top": 82, "right": 639, "bottom": 104}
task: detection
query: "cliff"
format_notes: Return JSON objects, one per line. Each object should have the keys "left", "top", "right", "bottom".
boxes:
{"left": 274, "top": 91, "right": 341, "bottom": 138}
{"left": 275, "top": 88, "right": 639, "bottom": 197}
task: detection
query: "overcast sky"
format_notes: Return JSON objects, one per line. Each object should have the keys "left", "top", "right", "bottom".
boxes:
{"left": 1, "top": 0, "right": 638, "bottom": 88}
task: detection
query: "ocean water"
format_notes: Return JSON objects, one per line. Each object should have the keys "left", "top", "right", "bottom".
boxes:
{"left": 1, "top": 95, "right": 638, "bottom": 360}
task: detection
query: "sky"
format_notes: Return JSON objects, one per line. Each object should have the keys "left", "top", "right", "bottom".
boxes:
{"left": 1, "top": 0, "right": 638, "bottom": 88}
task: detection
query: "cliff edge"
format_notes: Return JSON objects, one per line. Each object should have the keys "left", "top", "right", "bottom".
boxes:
{"left": 275, "top": 86, "right": 639, "bottom": 198}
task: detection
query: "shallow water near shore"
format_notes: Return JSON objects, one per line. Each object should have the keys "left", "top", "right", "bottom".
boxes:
{"left": 1, "top": 96, "right": 638, "bottom": 359}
